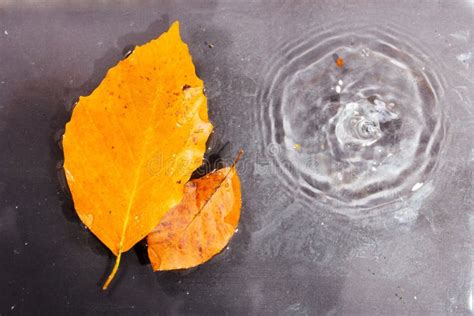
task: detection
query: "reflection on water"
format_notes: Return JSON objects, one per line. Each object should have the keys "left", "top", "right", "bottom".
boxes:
{"left": 257, "top": 24, "right": 446, "bottom": 216}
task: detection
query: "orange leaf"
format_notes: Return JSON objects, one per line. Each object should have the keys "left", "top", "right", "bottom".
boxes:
{"left": 62, "top": 21, "right": 212, "bottom": 289}
{"left": 147, "top": 165, "right": 241, "bottom": 271}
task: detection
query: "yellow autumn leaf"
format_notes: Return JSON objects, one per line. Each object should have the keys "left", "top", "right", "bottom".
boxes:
{"left": 62, "top": 21, "right": 212, "bottom": 289}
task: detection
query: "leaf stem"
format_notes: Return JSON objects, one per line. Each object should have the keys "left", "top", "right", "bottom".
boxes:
{"left": 232, "top": 149, "right": 244, "bottom": 168}
{"left": 102, "top": 251, "right": 122, "bottom": 290}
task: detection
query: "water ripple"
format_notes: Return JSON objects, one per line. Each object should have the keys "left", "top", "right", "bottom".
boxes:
{"left": 256, "top": 23, "right": 446, "bottom": 216}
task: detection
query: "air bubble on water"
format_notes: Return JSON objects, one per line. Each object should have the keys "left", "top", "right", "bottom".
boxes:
{"left": 411, "top": 182, "right": 424, "bottom": 192}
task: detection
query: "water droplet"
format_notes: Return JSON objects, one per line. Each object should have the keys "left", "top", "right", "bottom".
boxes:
{"left": 82, "top": 214, "right": 94, "bottom": 227}
{"left": 122, "top": 45, "right": 135, "bottom": 58}
{"left": 335, "top": 101, "right": 385, "bottom": 147}
{"left": 65, "top": 169, "right": 75, "bottom": 182}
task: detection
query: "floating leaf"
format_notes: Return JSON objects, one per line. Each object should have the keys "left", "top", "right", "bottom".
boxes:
{"left": 62, "top": 21, "right": 212, "bottom": 289}
{"left": 147, "top": 162, "right": 242, "bottom": 271}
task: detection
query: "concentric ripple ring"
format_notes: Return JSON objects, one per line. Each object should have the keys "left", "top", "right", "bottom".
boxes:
{"left": 257, "top": 23, "right": 446, "bottom": 213}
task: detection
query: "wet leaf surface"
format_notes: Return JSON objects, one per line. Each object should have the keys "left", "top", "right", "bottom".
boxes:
{"left": 147, "top": 165, "right": 241, "bottom": 271}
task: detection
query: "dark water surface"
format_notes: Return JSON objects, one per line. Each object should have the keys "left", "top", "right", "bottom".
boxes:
{"left": 0, "top": 1, "right": 473, "bottom": 314}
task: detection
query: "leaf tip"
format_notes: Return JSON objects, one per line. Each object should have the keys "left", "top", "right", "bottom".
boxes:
{"left": 169, "top": 20, "right": 181, "bottom": 34}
